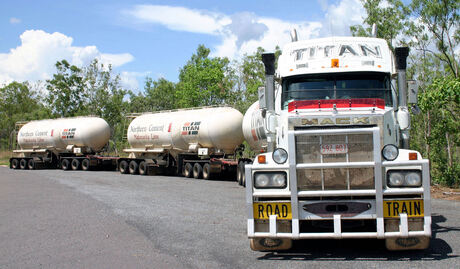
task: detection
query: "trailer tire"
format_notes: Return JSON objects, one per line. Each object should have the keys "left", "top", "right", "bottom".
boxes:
{"left": 139, "top": 161, "right": 147, "bottom": 175}
{"left": 27, "top": 159, "right": 35, "bottom": 170}
{"left": 237, "top": 161, "right": 244, "bottom": 186}
{"left": 61, "top": 159, "right": 70, "bottom": 170}
{"left": 82, "top": 159, "right": 91, "bottom": 171}
{"left": 193, "top": 163, "right": 203, "bottom": 179}
{"left": 19, "top": 159, "right": 28, "bottom": 169}
{"left": 184, "top": 163, "right": 193, "bottom": 178}
{"left": 11, "top": 159, "right": 19, "bottom": 169}
{"left": 129, "top": 161, "right": 139, "bottom": 175}
{"left": 119, "top": 160, "right": 129, "bottom": 174}
{"left": 202, "top": 163, "right": 212, "bottom": 180}
{"left": 71, "top": 159, "right": 80, "bottom": 170}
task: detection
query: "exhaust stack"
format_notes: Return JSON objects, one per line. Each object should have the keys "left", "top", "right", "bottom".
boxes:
{"left": 395, "top": 47, "right": 410, "bottom": 149}
{"left": 261, "top": 53, "right": 276, "bottom": 152}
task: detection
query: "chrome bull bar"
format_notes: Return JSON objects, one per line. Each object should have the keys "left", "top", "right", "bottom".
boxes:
{"left": 246, "top": 126, "right": 431, "bottom": 239}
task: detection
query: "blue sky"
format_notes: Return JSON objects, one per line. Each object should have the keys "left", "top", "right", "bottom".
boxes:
{"left": 0, "top": 0, "right": 366, "bottom": 91}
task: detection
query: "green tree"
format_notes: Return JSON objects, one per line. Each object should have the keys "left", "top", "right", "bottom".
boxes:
{"left": 144, "top": 77, "right": 177, "bottom": 111}
{"left": 45, "top": 60, "right": 87, "bottom": 117}
{"left": 176, "top": 45, "right": 234, "bottom": 108}
{"left": 0, "top": 82, "right": 51, "bottom": 149}
{"left": 350, "top": 0, "right": 410, "bottom": 50}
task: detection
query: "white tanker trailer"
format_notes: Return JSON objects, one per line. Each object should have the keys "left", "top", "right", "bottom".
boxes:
{"left": 10, "top": 117, "right": 117, "bottom": 171}
{"left": 118, "top": 106, "right": 250, "bottom": 179}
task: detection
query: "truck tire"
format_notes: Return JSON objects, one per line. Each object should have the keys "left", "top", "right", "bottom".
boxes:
{"left": 237, "top": 161, "right": 244, "bottom": 185}
{"left": 27, "top": 159, "right": 35, "bottom": 170}
{"left": 139, "top": 161, "right": 147, "bottom": 175}
{"left": 119, "top": 160, "right": 129, "bottom": 174}
{"left": 193, "top": 163, "right": 203, "bottom": 179}
{"left": 11, "top": 159, "right": 19, "bottom": 169}
{"left": 184, "top": 163, "right": 193, "bottom": 178}
{"left": 61, "top": 159, "right": 71, "bottom": 170}
{"left": 82, "top": 159, "right": 91, "bottom": 171}
{"left": 129, "top": 160, "right": 139, "bottom": 175}
{"left": 250, "top": 238, "right": 292, "bottom": 251}
{"left": 71, "top": 159, "right": 80, "bottom": 170}
{"left": 202, "top": 163, "right": 212, "bottom": 180}
{"left": 19, "top": 159, "right": 28, "bottom": 169}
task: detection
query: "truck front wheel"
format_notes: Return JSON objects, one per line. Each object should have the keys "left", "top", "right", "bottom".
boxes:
{"left": 249, "top": 238, "right": 292, "bottom": 251}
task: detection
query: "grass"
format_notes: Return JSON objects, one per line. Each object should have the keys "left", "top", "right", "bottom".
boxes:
{"left": 0, "top": 151, "right": 11, "bottom": 166}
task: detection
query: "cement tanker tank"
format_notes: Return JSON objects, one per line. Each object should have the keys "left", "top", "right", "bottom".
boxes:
{"left": 242, "top": 101, "right": 267, "bottom": 152}
{"left": 126, "top": 106, "right": 244, "bottom": 156}
{"left": 17, "top": 117, "right": 110, "bottom": 153}
{"left": 120, "top": 106, "right": 245, "bottom": 178}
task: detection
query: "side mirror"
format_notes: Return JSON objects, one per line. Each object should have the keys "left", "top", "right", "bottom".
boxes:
{"left": 258, "top": 86, "right": 267, "bottom": 110}
{"left": 407, "top": 80, "right": 418, "bottom": 104}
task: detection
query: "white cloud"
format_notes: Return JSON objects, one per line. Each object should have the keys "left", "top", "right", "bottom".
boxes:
{"left": 10, "top": 17, "right": 21, "bottom": 24}
{"left": 125, "top": 5, "right": 230, "bottom": 35}
{"left": 119, "top": 71, "right": 151, "bottom": 90}
{"left": 0, "top": 30, "right": 134, "bottom": 87}
{"left": 124, "top": 1, "right": 363, "bottom": 59}
{"left": 322, "top": 0, "right": 365, "bottom": 36}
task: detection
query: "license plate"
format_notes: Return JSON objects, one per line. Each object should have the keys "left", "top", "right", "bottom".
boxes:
{"left": 321, "top": 144, "right": 348, "bottom": 154}
{"left": 383, "top": 200, "right": 424, "bottom": 218}
{"left": 253, "top": 202, "right": 292, "bottom": 220}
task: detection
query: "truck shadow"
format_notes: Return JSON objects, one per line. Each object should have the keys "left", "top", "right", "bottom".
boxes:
{"left": 257, "top": 214, "right": 459, "bottom": 261}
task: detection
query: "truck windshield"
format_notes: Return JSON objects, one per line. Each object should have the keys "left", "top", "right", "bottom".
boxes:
{"left": 281, "top": 72, "right": 392, "bottom": 109}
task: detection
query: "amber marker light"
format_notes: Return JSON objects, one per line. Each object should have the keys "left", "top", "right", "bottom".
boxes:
{"left": 409, "top": 152, "right": 418, "bottom": 160}
{"left": 258, "top": 155, "right": 266, "bottom": 164}
{"left": 331, "top": 58, "right": 339, "bottom": 68}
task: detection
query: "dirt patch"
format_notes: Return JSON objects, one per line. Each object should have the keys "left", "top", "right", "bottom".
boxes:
{"left": 431, "top": 184, "right": 460, "bottom": 201}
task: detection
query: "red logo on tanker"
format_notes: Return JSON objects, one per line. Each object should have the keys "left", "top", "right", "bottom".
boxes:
{"left": 61, "top": 128, "right": 76, "bottom": 139}
{"left": 181, "top": 121, "right": 201, "bottom": 135}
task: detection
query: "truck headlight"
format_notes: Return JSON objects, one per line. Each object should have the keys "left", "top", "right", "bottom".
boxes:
{"left": 272, "top": 148, "right": 288, "bottom": 164}
{"left": 382, "top": 144, "right": 399, "bottom": 161}
{"left": 254, "top": 172, "right": 287, "bottom": 189}
{"left": 387, "top": 170, "right": 422, "bottom": 187}
{"left": 405, "top": 172, "right": 422, "bottom": 186}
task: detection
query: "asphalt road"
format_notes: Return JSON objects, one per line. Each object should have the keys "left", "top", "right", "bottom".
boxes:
{"left": 0, "top": 167, "right": 459, "bottom": 268}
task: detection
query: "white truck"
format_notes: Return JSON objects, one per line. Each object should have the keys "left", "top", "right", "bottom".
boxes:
{"left": 245, "top": 34, "right": 431, "bottom": 251}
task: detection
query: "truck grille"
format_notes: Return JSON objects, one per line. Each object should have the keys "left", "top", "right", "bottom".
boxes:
{"left": 296, "top": 133, "right": 374, "bottom": 190}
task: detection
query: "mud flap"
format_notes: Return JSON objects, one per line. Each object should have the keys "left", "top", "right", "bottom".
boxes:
{"left": 250, "top": 238, "right": 292, "bottom": 252}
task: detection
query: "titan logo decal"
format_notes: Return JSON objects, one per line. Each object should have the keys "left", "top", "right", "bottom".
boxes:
{"left": 181, "top": 121, "right": 201, "bottom": 135}
{"left": 62, "top": 128, "right": 76, "bottom": 139}
{"left": 302, "top": 117, "right": 370, "bottom": 126}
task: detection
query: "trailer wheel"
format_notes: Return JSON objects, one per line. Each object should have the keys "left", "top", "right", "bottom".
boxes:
{"left": 71, "top": 159, "right": 80, "bottom": 170}
{"left": 82, "top": 159, "right": 91, "bottom": 171}
{"left": 237, "top": 161, "right": 244, "bottom": 185}
{"left": 202, "top": 163, "right": 212, "bottom": 180}
{"left": 193, "top": 163, "right": 203, "bottom": 179}
{"left": 129, "top": 161, "right": 139, "bottom": 175}
{"left": 11, "top": 159, "right": 19, "bottom": 169}
{"left": 61, "top": 159, "right": 71, "bottom": 170}
{"left": 119, "top": 160, "right": 129, "bottom": 174}
{"left": 184, "top": 163, "right": 193, "bottom": 178}
{"left": 27, "top": 159, "right": 35, "bottom": 170}
{"left": 20, "top": 159, "right": 28, "bottom": 169}
{"left": 139, "top": 161, "right": 147, "bottom": 175}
